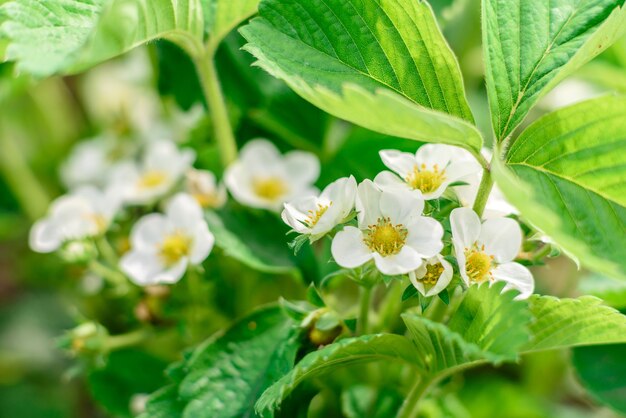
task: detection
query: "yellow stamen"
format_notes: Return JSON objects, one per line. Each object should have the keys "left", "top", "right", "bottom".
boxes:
{"left": 159, "top": 232, "right": 192, "bottom": 266}
{"left": 192, "top": 192, "right": 220, "bottom": 209}
{"left": 416, "top": 262, "right": 445, "bottom": 285}
{"left": 252, "top": 177, "right": 288, "bottom": 201}
{"left": 363, "top": 217, "right": 408, "bottom": 257}
{"left": 464, "top": 245, "right": 494, "bottom": 283}
{"left": 305, "top": 203, "right": 331, "bottom": 227}
{"left": 138, "top": 170, "right": 168, "bottom": 189}
{"left": 406, "top": 164, "right": 446, "bottom": 194}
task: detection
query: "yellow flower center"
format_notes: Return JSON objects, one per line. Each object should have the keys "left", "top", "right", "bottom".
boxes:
{"left": 192, "top": 192, "right": 220, "bottom": 209}
{"left": 464, "top": 245, "right": 494, "bottom": 283}
{"left": 159, "top": 232, "right": 192, "bottom": 266}
{"left": 406, "top": 164, "right": 446, "bottom": 194}
{"left": 84, "top": 213, "right": 107, "bottom": 233}
{"left": 252, "top": 177, "right": 288, "bottom": 201}
{"left": 363, "top": 217, "right": 408, "bottom": 257}
{"left": 305, "top": 203, "right": 331, "bottom": 227}
{"left": 138, "top": 170, "right": 168, "bottom": 189}
{"left": 416, "top": 262, "right": 445, "bottom": 285}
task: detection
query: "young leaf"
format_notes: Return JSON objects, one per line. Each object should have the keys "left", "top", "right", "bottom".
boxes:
{"left": 204, "top": 0, "right": 259, "bottom": 52}
{"left": 573, "top": 344, "right": 626, "bottom": 414}
{"left": 255, "top": 334, "right": 418, "bottom": 417}
{"left": 142, "top": 306, "right": 300, "bottom": 418}
{"left": 483, "top": 0, "right": 626, "bottom": 140}
{"left": 240, "top": 0, "right": 484, "bottom": 154}
{"left": 0, "top": 0, "right": 205, "bottom": 77}
{"left": 523, "top": 294, "right": 626, "bottom": 352}
{"left": 493, "top": 96, "right": 626, "bottom": 280}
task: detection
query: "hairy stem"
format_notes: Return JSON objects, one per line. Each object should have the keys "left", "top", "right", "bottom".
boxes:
{"left": 105, "top": 329, "right": 150, "bottom": 351}
{"left": 472, "top": 168, "right": 495, "bottom": 218}
{"left": 397, "top": 376, "right": 433, "bottom": 418}
{"left": 357, "top": 285, "right": 373, "bottom": 335}
{"left": 195, "top": 55, "right": 238, "bottom": 167}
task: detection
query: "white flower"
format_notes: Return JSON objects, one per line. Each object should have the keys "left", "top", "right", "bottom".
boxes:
{"left": 185, "top": 169, "right": 227, "bottom": 209}
{"left": 120, "top": 194, "right": 214, "bottom": 286}
{"left": 110, "top": 140, "right": 195, "bottom": 205}
{"left": 282, "top": 176, "right": 357, "bottom": 240}
{"left": 409, "top": 255, "right": 454, "bottom": 297}
{"left": 331, "top": 180, "right": 443, "bottom": 275}
{"left": 450, "top": 207, "right": 534, "bottom": 299}
{"left": 29, "top": 186, "right": 121, "bottom": 253}
{"left": 224, "top": 139, "right": 320, "bottom": 211}
{"left": 375, "top": 145, "right": 480, "bottom": 200}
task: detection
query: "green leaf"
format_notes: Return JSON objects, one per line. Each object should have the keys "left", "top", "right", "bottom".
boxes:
{"left": 403, "top": 282, "right": 531, "bottom": 374}
{"left": 483, "top": 0, "right": 626, "bottom": 140}
{"left": 573, "top": 344, "right": 626, "bottom": 414}
{"left": 143, "top": 306, "right": 300, "bottom": 418}
{"left": 579, "top": 273, "right": 626, "bottom": 309}
{"left": 205, "top": 208, "right": 296, "bottom": 274}
{"left": 240, "top": 0, "right": 484, "bottom": 153}
{"left": 204, "top": 0, "right": 258, "bottom": 52}
{"left": 88, "top": 349, "right": 167, "bottom": 418}
{"left": 493, "top": 96, "right": 626, "bottom": 279}
{"left": 0, "top": 0, "right": 205, "bottom": 77}
{"left": 341, "top": 386, "right": 402, "bottom": 418}
{"left": 255, "top": 334, "right": 418, "bottom": 417}
{"left": 523, "top": 294, "right": 626, "bottom": 352}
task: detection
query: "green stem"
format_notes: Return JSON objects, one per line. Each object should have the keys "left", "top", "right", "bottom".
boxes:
{"left": 95, "top": 236, "right": 118, "bottom": 266}
{"left": 472, "top": 168, "right": 495, "bottom": 218}
{"left": 0, "top": 127, "right": 50, "bottom": 220}
{"left": 357, "top": 285, "right": 373, "bottom": 335}
{"left": 186, "top": 267, "right": 204, "bottom": 342}
{"left": 105, "top": 329, "right": 150, "bottom": 352}
{"left": 89, "top": 260, "right": 127, "bottom": 289}
{"left": 195, "top": 54, "right": 238, "bottom": 167}
{"left": 397, "top": 377, "right": 433, "bottom": 418}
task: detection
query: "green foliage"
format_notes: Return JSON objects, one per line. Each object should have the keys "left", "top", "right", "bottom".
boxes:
{"left": 255, "top": 334, "right": 417, "bottom": 417}
{"left": 203, "top": 0, "right": 259, "bottom": 53}
{"left": 205, "top": 208, "right": 296, "bottom": 274}
{"left": 573, "top": 343, "right": 626, "bottom": 414}
{"left": 341, "top": 385, "right": 403, "bottom": 418}
{"left": 579, "top": 274, "right": 626, "bottom": 309}
{"left": 524, "top": 294, "right": 626, "bottom": 352}
{"left": 240, "top": 0, "right": 483, "bottom": 153}
{"left": 141, "top": 306, "right": 300, "bottom": 418}
{"left": 0, "top": 0, "right": 205, "bottom": 77}
{"left": 494, "top": 96, "right": 626, "bottom": 280}
{"left": 87, "top": 349, "right": 167, "bottom": 418}
{"left": 483, "top": 0, "right": 626, "bottom": 140}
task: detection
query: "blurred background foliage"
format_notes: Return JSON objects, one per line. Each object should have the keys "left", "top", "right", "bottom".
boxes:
{"left": 0, "top": 0, "right": 625, "bottom": 416}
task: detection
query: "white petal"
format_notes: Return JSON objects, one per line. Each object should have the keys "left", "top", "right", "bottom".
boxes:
{"left": 356, "top": 180, "right": 383, "bottom": 228}
{"left": 189, "top": 222, "right": 214, "bottom": 264}
{"left": 120, "top": 251, "right": 163, "bottom": 286}
{"left": 372, "top": 246, "right": 422, "bottom": 275}
{"left": 479, "top": 217, "right": 522, "bottom": 263}
{"left": 130, "top": 214, "right": 170, "bottom": 250}
{"left": 166, "top": 193, "right": 204, "bottom": 229}
{"left": 406, "top": 217, "right": 444, "bottom": 258}
{"left": 152, "top": 258, "right": 188, "bottom": 284}
{"left": 450, "top": 207, "right": 481, "bottom": 249}
{"left": 281, "top": 202, "right": 311, "bottom": 233}
{"left": 415, "top": 144, "right": 453, "bottom": 168}
{"left": 380, "top": 190, "right": 424, "bottom": 225}
{"left": 373, "top": 171, "right": 409, "bottom": 193}
{"left": 409, "top": 271, "right": 427, "bottom": 296}
{"left": 331, "top": 226, "right": 372, "bottom": 269}
{"left": 29, "top": 220, "right": 62, "bottom": 253}
{"left": 445, "top": 161, "right": 482, "bottom": 183}
{"left": 284, "top": 151, "right": 320, "bottom": 185}
{"left": 492, "top": 262, "right": 534, "bottom": 299}
{"left": 379, "top": 150, "right": 416, "bottom": 178}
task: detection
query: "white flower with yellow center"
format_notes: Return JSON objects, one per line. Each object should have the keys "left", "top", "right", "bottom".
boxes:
{"left": 375, "top": 145, "right": 480, "bottom": 200}
{"left": 185, "top": 169, "right": 227, "bottom": 209}
{"left": 120, "top": 194, "right": 214, "bottom": 286}
{"left": 331, "top": 180, "right": 444, "bottom": 275}
{"left": 224, "top": 139, "right": 320, "bottom": 211}
{"left": 29, "top": 187, "right": 121, "bottom": 253}
{"left": 282, "top": 176, "right": 357, "bottom": 241}
{"left": 450, "top": 208, "right": 534, "bottom": 299}
{"left": 409, "top": 255, "right": 454, "bottom": 297}
{"left": 110, "top": 140, "right": 195, "bottom": 205}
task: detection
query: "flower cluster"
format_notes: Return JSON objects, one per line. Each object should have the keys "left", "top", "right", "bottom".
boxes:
{"left": 281, "top": 144, "right": 534, "bottom": 299}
